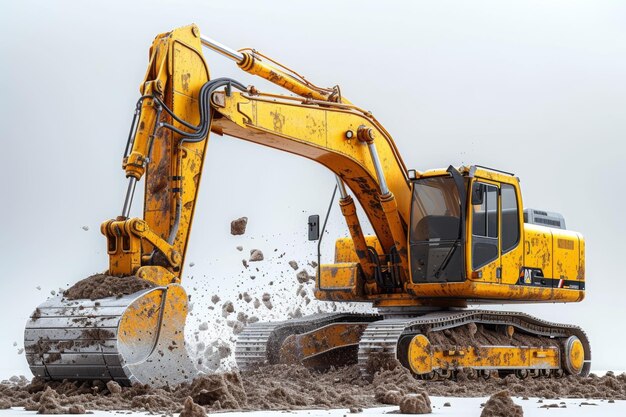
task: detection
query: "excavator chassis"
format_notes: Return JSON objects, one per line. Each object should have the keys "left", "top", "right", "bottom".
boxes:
{"left": 235, "top": 310, "right": 591, "bottom": 378}
{"left": 24, "top": 284, "right": 197, "bottom": 386}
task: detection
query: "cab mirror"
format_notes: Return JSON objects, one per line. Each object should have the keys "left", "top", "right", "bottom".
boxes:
{"left": 471, "top": 183, "right": 484, "bottom": 205}
{"left": 308, "top": 215, "right": 320, "bottom": 241}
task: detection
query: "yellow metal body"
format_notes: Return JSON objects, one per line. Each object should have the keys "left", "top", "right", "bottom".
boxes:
{"left": 99, "top": 23, "right": 586, "bottom": 330}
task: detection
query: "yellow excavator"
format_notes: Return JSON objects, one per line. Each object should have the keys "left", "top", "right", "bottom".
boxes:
{"left": 24, "top": 24, "right": 589, "bottom": 386}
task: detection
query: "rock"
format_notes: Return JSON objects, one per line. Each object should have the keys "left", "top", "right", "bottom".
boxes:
{"left": 69, "top": 405, "right": 86, "bottom": 414}
{"left": 180, "top": 397, "right": 207, "bottom": 417}
{"left": 211, "top": 295, "right": 221, "bottom": 304}
{"left": 198, "top": 322, "right": 209, "bottom": 331}
{"left": 480, "top": 390, "right": 523, "bottom": 417}
{"left": 242, "top": 292, "right": 252, "bottom": 303}
{"left": 261, "top": 293, "right": 273, "bottom": 309}
{"left": 443, "top": 402, "right": 451, "bottom": 407}
{"left": 296, "top": 270, "right": 313, "bottom": 283}
{"left": 0, "top": 399, "right": 10, "bottom": 409}
{"left": 81, "top": 226, "right": 89, "bottom": 231}
{"left": 230, "top": 217, "right": 248, "bottom": 235}
{"left": 106, "top": 380, "right": 122, "bottom": 395}
{"left": 288, "top": 261, "right": 299, "bottom": 270}
{"left": 399, "top": 392, "right": 432, "bottom": 414}
{"left": 376, "top": 389, "right": 402, "bottom": 405}
{"left": 222, "top": 301, "right": 234, "bottom": 317}
{"left": 249, "top": 249, "right": 264, "bottom": 262}
{"left": 242, "top": 259, "right": 249, "bottom": 268}
{"left": 236, "top": 246, "right": 243, "bottom": 252}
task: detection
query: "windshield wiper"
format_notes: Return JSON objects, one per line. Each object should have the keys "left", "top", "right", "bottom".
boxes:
{"left": 433, "top": 239, "right": 460, "bottom": 279}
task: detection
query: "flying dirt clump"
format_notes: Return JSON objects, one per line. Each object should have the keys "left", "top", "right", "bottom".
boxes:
{"left": 296, "top": 270, "right": 313, "bottom": 283}
{"left": 261, "top": 293, "right": 273, "bottom": 309}
{"left": 249, "top": 249, "right": 264, "bottom": 262}
{"left": 230, "top": 217, "right": 248, "bottom": 235}
{"left": 480, "top": 390, "right": 523, "bottom": 417}
{"left": 222, "top": 301, "right": 235, "bottom": 317}
{"left": 288, "top": 261, "right": 299, "bottom": 270}
{"left": 399, "top": 392, "right": 432, "bottom": 414}
{"left": 63, "top": 274, "right": 156, "bottom": 300}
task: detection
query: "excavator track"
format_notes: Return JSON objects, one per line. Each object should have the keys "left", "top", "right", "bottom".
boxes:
{"left": 357, "top": 309, "right": 591, "bottom": 378}
{"left": 24, "top": 285, "right": 197, "bottom": 386}
{"left": 235, "top": 313, "right": 380, "bottom": 370}
{"left": 236, "top": 309, "right": 590, "bottom": 378}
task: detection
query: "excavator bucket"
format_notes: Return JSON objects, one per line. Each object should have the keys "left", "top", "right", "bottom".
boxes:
{"left": 24, "top": 284, "right": 197, "bottom": 386}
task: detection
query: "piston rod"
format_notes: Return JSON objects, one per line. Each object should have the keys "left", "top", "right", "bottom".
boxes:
{"left": 335, "top": 175, "right": 348, "bottom": 199}
{"left": 121, "top": 177, "right": 137, "bottom": 218}
{"left": 200, "top": 35, "right": 244, "bottom": 63}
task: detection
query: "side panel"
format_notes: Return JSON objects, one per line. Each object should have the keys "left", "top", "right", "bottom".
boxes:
{"left": 522, "top": 224, "right": 553, "bottom": 283}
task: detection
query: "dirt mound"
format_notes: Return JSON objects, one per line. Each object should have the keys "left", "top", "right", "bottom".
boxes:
{"left": 63, "top": 274, "right": 156, "bottom": 300}
{"left": 480, "top": 390, "right": 523, "bottom": 416}
{"left": 3, "top": 367, "right": 626, "bottom": 414}
{"left": 230, "top": 217, "right": 248, "bottom": 235}
{"left": 399, "top": 392, "right": 431, "bottom": 414}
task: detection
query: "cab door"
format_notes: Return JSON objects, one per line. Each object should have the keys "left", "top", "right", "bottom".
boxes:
{"left": 499, "top": 183, "right": 523, "bottom": 284}
{"left": 470, "top": 181, "right": 500, "bottom": 282}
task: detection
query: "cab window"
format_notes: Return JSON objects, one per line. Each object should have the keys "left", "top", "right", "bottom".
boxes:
{"left": 472, "top": 183, "right": 498, "bottom": 269}
{"left": 501, "top": 184, "right": 520, "bottom": 253}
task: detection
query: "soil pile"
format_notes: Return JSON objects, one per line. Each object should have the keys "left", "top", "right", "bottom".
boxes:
{"left": 2, "top": 366, "right": 626, "bottom": 414}
{"left": 480, "top": 390, "right": 523, "bottom": 417}
{"left": 63, "top": 274, "right": 156, "bottom": 300}
{"left": 230, "top": 217, "right": 248, "bottom": 235}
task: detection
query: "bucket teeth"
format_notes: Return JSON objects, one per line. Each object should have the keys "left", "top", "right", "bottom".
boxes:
{"left": 24, "top": 284, "right": 198, "bottom": 386}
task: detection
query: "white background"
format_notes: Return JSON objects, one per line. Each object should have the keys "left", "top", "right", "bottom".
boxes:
{"left": 1, "top": 0, "right": 625, "bottom": 376}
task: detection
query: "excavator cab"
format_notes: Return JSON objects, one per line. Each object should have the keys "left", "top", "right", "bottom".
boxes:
{"left": 409, "top": 165, "right": 522, "bottom": 285}
{"left": 407, "top": 165, "right": 584, "bottom": 304}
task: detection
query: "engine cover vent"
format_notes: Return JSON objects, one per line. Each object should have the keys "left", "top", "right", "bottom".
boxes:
{"left": 523, "top": 208, "right": 566, "bottom": 230}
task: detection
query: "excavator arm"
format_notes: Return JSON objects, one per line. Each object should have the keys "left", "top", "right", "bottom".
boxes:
{"left": 113, "top": 24, "right": 414, "bottom": 290}
{"left": 24, "top": 24, "right": 415, "bottom": 386}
